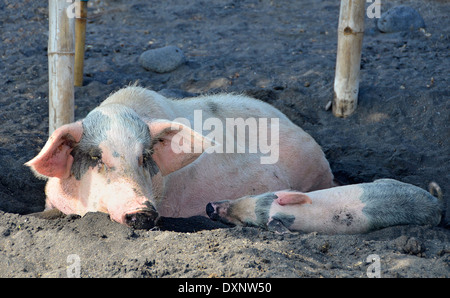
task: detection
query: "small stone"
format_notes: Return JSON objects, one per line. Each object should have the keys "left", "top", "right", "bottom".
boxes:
{"left": 392, "top": 236, "right": 426, "bottom": 256}
{"left": 403, "top": 237, "right": 425, "bottom": 255}
{"left": 139, "top": 46, "right": 186, "bottom": 73}
{"left": 377, "top": 6, "right": 426, "bottom": 33}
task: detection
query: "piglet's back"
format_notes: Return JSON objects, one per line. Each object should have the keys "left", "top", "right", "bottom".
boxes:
{"left": 361, "top": 179, "right": 443, "bottom": 230}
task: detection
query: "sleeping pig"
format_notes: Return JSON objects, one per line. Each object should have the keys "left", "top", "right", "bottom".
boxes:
{"left": 26, "top": 86, "right": 335, "bottom": 228}
{"left": 206, "top": 179, "right": 443, "bottom": 234}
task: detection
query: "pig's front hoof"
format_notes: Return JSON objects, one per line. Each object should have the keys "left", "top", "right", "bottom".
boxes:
{"left": 125, "top": 210, "right": 159, "bottom": 230}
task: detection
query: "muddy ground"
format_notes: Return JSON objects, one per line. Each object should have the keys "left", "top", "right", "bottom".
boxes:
{"left": 0, "top": 0, "right": 448, "bottom": 278}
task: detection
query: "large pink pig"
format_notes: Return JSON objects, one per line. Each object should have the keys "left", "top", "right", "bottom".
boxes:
{"left": 26, "top": 86, "right": 334, "bottom": 228}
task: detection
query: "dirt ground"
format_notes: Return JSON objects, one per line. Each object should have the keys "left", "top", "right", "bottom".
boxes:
{"left": 0, "top": 0, "right": 448, "bottom": 278}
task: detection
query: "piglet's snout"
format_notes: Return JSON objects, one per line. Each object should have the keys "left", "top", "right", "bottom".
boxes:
{"left": 206, "top": 202, "right": 218, "bottom": 220}
{"left": 207, "top": 202, "right": 230, "bottom": 221}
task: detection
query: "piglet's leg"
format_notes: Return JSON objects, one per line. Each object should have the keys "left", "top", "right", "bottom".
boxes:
{"left": 267, "top": 218, "right": 292, "bottom": 234}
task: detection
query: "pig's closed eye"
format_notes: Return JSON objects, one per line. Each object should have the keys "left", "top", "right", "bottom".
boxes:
{"left": 141, "top": 149, "right": 153, "bottom": 166}
{"left": 141, "top": 148, "right": 159, "bottom": 176}
{"left": 90, "top": 154, "right": 101, "bottom": 161}
{"left": 70, "top": 145, "right": 103, "bottom": 180}
{"left": 88, "top": 147, "right": 102, "bottom": 161}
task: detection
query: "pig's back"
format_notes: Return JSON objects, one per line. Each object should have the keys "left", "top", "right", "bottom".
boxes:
{"left": 174, "top": 93, "right": 292, "bottom": 123}
{"left": 101, "top": 87, "right": 292, "bottom": 124}
{"left": 100, "top": 86, "right": 178, "bottom": 119}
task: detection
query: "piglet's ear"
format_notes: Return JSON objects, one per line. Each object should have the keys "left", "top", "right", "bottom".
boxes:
{"left": 148, "top": 120, "right": 213, "bottom": 176}
{"left": 25, "top": 121, "right": 83, "bottom": 179}
{"left": 275, "top": 191, "right": 312, "bottom": 206}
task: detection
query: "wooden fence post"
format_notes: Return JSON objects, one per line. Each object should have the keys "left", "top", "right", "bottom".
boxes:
{"left": 333, "top": 0, "right": 365, "bottom": 118}
{"left": 48, "top": 0, "right": 75, "bottom": 135}
{"left": 74, "top": 0, "right": 88, "bottom": 87}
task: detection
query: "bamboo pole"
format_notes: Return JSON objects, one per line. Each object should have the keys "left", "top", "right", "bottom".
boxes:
{"left": 48, "top": 0, "right": 75, "bottom": 135}
{"left": 332, "top": 0, "right": 365, "bottom": 118}
{"left": 74, "top": 0, "right": 88, "bottom": 87}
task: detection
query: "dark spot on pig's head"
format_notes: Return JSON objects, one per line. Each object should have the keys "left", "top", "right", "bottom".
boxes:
{"left": 71, "top": 145, "right": 103, "bottom": 180}
{"left": 254, "top": 192, "right": 278, "bottom": 224}
{"left": 70, "top": 110, "right": 110, "bottom": 180}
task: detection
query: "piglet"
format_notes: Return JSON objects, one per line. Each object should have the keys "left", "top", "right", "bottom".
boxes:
{"left": 206, "top": 179, "right": 443, "bottom": 234}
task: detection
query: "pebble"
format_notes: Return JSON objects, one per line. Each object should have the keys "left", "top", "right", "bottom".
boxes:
{"left": 139, "top": 46, "right": 186, "bottom": 73}
{"left": 377, "top": 6, "right": 426, "bottom": 33}
{"left": 391, "top": 235, "right": 425, "bottom": 256}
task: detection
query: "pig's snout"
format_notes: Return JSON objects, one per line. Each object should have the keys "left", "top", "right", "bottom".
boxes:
{"left": 206, "top": 202, "right": 219, "bottom": 220}
{"left": 124, "top": 209, "right": 159, "bottom": 229}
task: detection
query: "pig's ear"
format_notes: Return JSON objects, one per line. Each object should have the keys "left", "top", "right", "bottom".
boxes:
{"left": 275, "top": 191, "right": 312, "bottom": 206}
{"left": 148, "top": 120, "right": 213, "bottom": 176}
{"left": 25, "top": 122, "right": 83, "bottom": 179}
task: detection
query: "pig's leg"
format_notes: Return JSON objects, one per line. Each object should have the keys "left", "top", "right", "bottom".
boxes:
{"left": 267, "top": 218, "right": 292, "bottom": 234}
{"left": 29, "top": 208, "right": 66, "bottom": 220}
